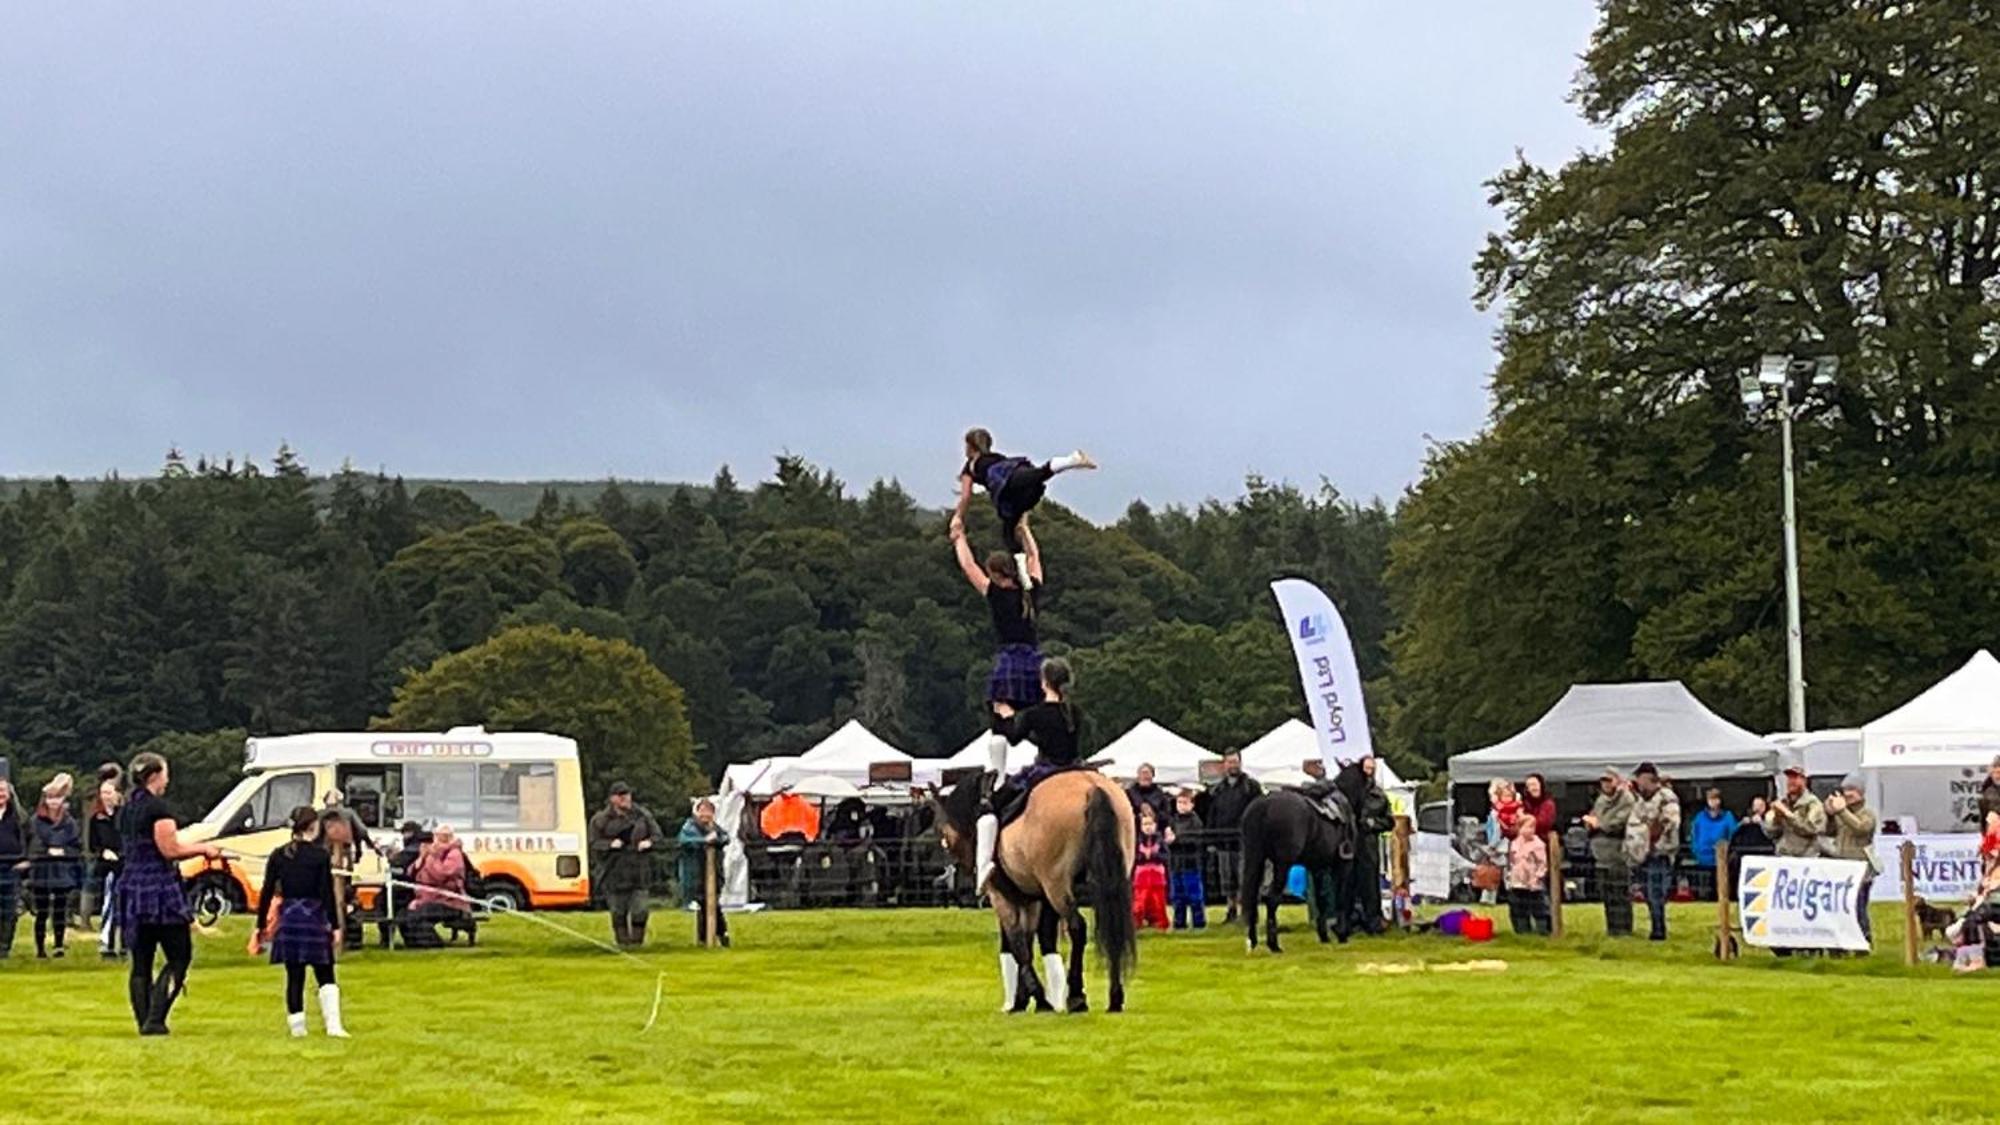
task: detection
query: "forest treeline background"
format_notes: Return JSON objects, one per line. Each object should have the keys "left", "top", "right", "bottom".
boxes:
{"left": 3, "top": 2, "right": 1997, "bottom": 814}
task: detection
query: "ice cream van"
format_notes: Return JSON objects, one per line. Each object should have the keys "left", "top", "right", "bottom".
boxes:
{"left": 178, "top": 727, "right": 591, "bottom": 914}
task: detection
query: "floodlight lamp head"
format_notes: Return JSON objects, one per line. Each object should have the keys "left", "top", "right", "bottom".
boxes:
{"left": 1757, "top": 354, "right": 1790, "bottom": 386}
{"left": 1738, "top": 372, "right": 1766, "bottom": 408}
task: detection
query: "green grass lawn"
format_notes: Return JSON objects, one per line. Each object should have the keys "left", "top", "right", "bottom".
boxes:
{"left": 3, "top": 901, "right": 1991, "bottom": 1123}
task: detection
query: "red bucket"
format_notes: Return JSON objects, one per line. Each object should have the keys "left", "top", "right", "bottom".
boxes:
{"left": 1462, "top": 916, "right": 1495, "bottom": 942}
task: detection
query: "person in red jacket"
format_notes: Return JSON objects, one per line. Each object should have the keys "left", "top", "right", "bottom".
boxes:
{"left": 1131, "top": 805, "right": 1170, "bottom": 931}
{"left": 1520, "top": 774, "right": 1559, "bottom": 840}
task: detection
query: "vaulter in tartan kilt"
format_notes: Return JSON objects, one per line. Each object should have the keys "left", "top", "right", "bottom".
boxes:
{"left": 253, "top": 807, "right": 349, "bottom": 1039}
{"left": 950, "top": 510, "right": 1048, "bottom": 895}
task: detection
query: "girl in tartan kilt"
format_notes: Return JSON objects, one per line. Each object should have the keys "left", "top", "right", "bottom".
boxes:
{"left": 949, "top": 512, "right": 1046, "bottom": 893}
{"left": 252, "top": 806, "right": 349, "bottom": 1038}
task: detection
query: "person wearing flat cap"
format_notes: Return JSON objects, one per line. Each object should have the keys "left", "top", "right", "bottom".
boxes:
{"left": 588, "top": 781, "right": 661, "bottom": 948}
{"left": 1581, "top": 768, "right": 1636, "bottom": 937}
{"left": 1624, "top": 763, "right": 1681, "bottom": 942}
{"left": 1823, "top": 773, "right": 1879, "bottom": 943}
{"left": 1764, "top": 766, "right": 1826, "bottom": 858}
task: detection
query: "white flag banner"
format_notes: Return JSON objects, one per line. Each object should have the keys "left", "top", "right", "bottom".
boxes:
{"left": 1737, "top": 856, "right": 1872, "bottom": 953}
{"left": 1270, "top": 578, "right": 1373, "bottom": 768}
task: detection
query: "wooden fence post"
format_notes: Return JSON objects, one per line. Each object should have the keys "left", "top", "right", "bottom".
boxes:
{"left": 704, "top": 842, "right": 721, "bottom": 949}
{"left": 1546, "top": 831, "right": 1564, "bottom": 939}
{"left": 1714, "top": 841, "right": 1733, "bottom": 961}
{"left": 1901, "top": 841, "right": 1919, "bottom": 967}
{"left": 1390, "top": 815, "right": 1412, "bottom": 929}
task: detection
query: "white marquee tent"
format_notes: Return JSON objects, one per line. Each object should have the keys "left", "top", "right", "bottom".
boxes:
{"left": 788, "top": 720, "right": 913, "bottom": 786}
{"left": 1090, "top": 719, "right": 1218, "bottom": 787}
{"left": 1448, "top": 681, "right": 1780, "bottom": 785}
{"left": 1855, "top": 650, "right": 2000, "bottom": 832}
{"left": 1241, "top": 719, "right": 1419, "bottom": 811}
{"left": 1861, "top": 650, "right": 2000, "bottom": 770}
{"left": 943, "top": 732, "right": 1041, "bottom": 777}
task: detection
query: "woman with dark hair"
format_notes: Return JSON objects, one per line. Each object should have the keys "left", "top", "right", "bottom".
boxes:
{"left": 87, "top": 779, "right": 124, "bottom": 959}
{"left": 952, "top": 427, "right": 1095, "bottom": 587}
{"left": 1519, "top": 774, "right": 1559, "bottom": 841}
{"left": 120, "top": 751, "right": 223, "bottom": 1036}
{"left": 0, "top": 782, "right": 26, "bottom": 959}
{"left": 252, "top": 807, "right": 347, "bottom": 1038}
{"left": 951, "top": 514, "right": 1048, "bottom": 891}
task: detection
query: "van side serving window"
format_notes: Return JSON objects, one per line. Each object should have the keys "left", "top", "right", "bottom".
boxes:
{"left": 401, "top": 761, "right": 559, "bottom": 831}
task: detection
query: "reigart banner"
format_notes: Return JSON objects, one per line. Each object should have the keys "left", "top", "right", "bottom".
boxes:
{"left": 1738, "top": 856, "right": 1872, "bottom": 953}
{"left": 1270, "top": 578, "right": 1373, "bottom": 767}
{"left": 1872, "top": 833, "right": 1983, "bottom": 903}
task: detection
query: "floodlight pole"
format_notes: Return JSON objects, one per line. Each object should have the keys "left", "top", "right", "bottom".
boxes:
{"left": 1778, "top": 374, "right": 1807, "bottom": 733}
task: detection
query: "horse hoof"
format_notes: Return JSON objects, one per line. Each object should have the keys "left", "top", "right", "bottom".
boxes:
{"left": 1033, "top": 999, "right": 1055, "bottom": 1014}
{"left": 1067, "top": 995, "right": 1089, "bottom": 1015}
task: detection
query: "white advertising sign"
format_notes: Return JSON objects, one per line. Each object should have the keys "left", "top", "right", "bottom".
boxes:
{"left": 1871, "top": 833, "right": 1983, "bottom": 903}
{"left": 1737, "top": 856, "right": 1872, "bottom": 953}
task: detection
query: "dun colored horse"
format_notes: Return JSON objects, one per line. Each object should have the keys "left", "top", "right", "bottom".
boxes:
{"left": 934, "top": 770, "right": 1136, "bottom": 1013}
{"left": 1238, "top": 788, "right": 1356, "bottom": 953}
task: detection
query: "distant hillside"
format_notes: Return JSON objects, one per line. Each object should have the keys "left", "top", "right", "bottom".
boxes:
{"left": 0, "top": 476, "right": 710, "bottom": 523}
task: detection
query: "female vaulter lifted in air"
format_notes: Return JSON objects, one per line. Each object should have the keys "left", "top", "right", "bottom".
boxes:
{"left": 952, "top": 428, "right": 1095, "bottom": 593}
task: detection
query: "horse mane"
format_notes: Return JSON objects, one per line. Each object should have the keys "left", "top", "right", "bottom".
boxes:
{"left": 938, "top": 777, "right": 981, "bottom": 834}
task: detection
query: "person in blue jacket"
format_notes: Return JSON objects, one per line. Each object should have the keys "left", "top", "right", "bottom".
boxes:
{"left": 1686, "top": 787, "right": 1738, "bottom": 901}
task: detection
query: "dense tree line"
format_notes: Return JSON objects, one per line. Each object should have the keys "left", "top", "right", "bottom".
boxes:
{"left": 1388, "top": 0, "right": 2000, "bottom": 760}
{"left": 0, "top": 448, "right": 1394, "bottom": 813}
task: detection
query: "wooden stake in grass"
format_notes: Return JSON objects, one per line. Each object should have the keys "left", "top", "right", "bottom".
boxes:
{"left": 704, "top": 839, "right": 721, "bottom": 949}
{"left": 1546, "top": 831, "right": 1563, "bottom": 939}
{"left": 1714, "top": 841, "right": 1733, "bottom": 961}
{"left": 1901, "top": 840, "right": 1919, "bottom": 967}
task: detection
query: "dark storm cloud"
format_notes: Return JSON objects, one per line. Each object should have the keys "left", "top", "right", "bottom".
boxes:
{"left": 0, "top": 3, "right": 1601, "bottom": 518}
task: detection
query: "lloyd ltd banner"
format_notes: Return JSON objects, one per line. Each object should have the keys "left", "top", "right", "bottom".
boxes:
{"left": 1871, "top": 833, "right": 1983, "bottom": 903}
{"left": 1270, "top": 578, "right": 1373, "bottom": 767}
{"left": 1738, "top": 856, "right": 1872, "bottom": 953}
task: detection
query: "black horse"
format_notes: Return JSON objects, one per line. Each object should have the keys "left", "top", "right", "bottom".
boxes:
{"left": 1238, "top": 788, "right": 1356, "bottom": 953}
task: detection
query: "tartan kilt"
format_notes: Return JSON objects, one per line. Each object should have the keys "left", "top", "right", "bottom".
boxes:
{"left": 985, "top": 644, "right": 1044, "bottom": 707}
{"left": 118, "top": 862, "right": 192, "bottom": 936}
{"left": 269, "top": 898, "right": 335, "bottom": 966}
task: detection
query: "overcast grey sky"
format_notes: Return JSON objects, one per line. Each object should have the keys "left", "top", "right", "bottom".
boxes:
{"left": 0, "top": 3, "right": 1601, "bottom": 519}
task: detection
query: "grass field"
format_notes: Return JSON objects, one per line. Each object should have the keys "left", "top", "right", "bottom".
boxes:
{"left": 3, "top": 901, "right": 1992, "bottom": 1123}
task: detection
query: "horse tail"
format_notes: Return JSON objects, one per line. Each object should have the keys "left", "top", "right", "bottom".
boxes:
{"left": 1083, "top": 786, "right": 1136, "bottom": 976}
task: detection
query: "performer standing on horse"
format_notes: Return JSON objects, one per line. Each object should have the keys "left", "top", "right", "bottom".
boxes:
{"left": 949, "top": 509, "right": 1046, "bottom": 893}
{"left": 952, "top": 428, "right": 1094, "bottom": 593}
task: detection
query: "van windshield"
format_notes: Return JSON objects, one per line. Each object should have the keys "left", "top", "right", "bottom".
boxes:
{"left": 198, "top": 776, "right": 265, "bottom": 830}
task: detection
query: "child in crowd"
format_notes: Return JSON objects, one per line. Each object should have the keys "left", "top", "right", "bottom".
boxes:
{"left": 1167, "top": 790, "right": 1206, "bottom": 931}
{"left": 1981, "top": 812, "right": 2000, "bottom": 879}
{"left": 1505, "top": 814, "right": 1551, "bottom": 936}
{"left": 1132, "top": 805, "right": 1170, "bottom": 931}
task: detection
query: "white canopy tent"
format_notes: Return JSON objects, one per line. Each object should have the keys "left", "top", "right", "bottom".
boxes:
{"left": 719, "top": 756, "right": 803, "bottom": 798}
{"left": 1448, "top": 681, "right": 1780, "bottom": 785}
{"left": 943, "top": 732, "right": 1041, "bottom": 777}
{"left": 1241, "top": 719, "right": 1419, "bottom": 812}
{"left": 1855, "top": 651, "right": 2000, "bottom": 832}
{"left": 1090, "top": 719, "right": 1218, "bottom": 787}
{"left": 786, "top": 720, "right": 914, "bottom": 786}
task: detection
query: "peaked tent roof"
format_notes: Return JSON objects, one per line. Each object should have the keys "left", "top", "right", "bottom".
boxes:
{"left": 945, "top": 732, "right": 1041, "bottom": 776}
{"left": 1448, "top": 682, "right": 1778, "bottom": 785}
{"left": 1861, "top": 650, "right": 2000, "bottom": 769}
{"left": 1240, "top": 719, "right": 1414, "bottom": 794}
{"left": 1090, "top": 719, "right": 1218, "bottom": 787}
{"left": 784, "top": 721, "right": 912, "bottom": 785}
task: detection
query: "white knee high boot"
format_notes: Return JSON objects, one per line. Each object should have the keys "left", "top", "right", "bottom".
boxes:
{"left": 974, "top": 814, "right": 998, "bottom": 892}
{"left": 998, "top": 951, "right": 1019, "bottom": 1012}
{"left": 1048, "top": 450, "right": 1094, "bottom": 474}
{"left": 986, "top": 733, "right": 1010, "bottom": 777}
{"left": 287, "top": 1011, "right": 308, "bottom": 1038}
{"left": 1042, "top": 952, "right": 1068, "bottom": 1010}
{"left": 319, "top": 983, "right": 349, "bottom": 1038}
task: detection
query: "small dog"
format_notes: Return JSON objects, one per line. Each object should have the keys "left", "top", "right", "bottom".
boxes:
{"left": 1913, "top": 897, "right": 1956, "bottom": 944}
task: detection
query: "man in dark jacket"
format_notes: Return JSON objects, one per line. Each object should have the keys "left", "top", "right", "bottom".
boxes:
{"left": 1126, "top": 764, "right": 1173, "bottom": 829}
{"left": 1335, "top": 758, "right": 1393, "bottom": 937}
{"left": 588, "top": 782, "right": 662, "bottom": 948}
{"left": 1205, "top": 751, "right": 1263, "bottom": 922}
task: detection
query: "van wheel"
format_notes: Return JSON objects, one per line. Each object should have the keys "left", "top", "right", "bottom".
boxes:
{"left": 482, "top": 879, "right": 528, "bottom": 913}
{"left": 188, "top": 873, "right": 242, "bottom": 923}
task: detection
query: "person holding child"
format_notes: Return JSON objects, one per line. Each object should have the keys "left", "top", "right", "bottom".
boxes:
{"left": 1505, "top": 815, "right": 1550, "bottom": 935}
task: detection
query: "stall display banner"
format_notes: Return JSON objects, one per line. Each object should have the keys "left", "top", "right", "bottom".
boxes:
{"left": 1737, "top": 856, "right": 1871, "bottom": 952}
{"left": 1871, "top": 833, "right": 1983, "bottom": 903}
